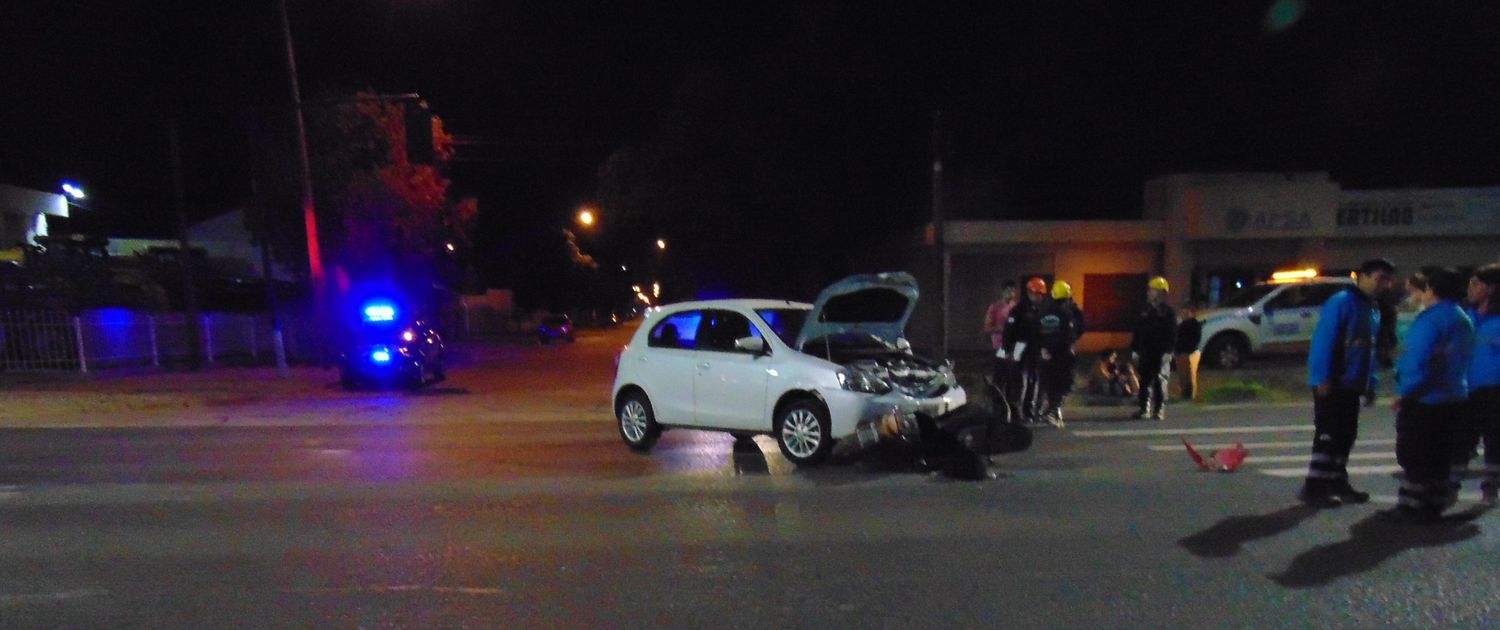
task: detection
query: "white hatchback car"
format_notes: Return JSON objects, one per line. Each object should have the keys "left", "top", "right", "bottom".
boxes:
{"left": 611, "top": 272, "right": 967, "bottom": 465}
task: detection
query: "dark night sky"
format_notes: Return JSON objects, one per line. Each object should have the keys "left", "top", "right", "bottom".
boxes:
{"left": 3, "top": 1, "right": 1498, "bottom": 295}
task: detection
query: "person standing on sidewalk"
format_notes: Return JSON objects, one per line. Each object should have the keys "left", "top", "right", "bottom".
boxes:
{"left": 1174, "top": 303, "right": 1204, "bottom": 402}
{"left": 1003, "top": 278, "right": 1049, "bottom": 423}
{"left": 1451, "top": 264, "right": 1500, "bottom": 503}
{"left": 1036, "top": 280, "right": 1084, "bottom": 426}
{"left": 984, "top": 282, "right": 1021, "bottom": 416}
{"left": 1129, "top": 277, "right": 1177, "bottom": 420}
{"left": 1298, "top": 258, "right": 1396, "bottom": 507}
{"left": 1390, "top": 267, "right": 1473, "bottom": 522}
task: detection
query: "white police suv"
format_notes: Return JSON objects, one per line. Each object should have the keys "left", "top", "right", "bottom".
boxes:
{"left": 1196, "top": 276, "right": 1354, "bottom": 369}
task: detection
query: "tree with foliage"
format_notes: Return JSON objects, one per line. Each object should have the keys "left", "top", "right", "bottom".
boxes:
{"left": 247, "top": 92, "right": 476, "bottom": 299}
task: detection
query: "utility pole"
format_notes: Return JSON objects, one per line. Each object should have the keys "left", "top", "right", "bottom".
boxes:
{"left": 932, "top": 110, "right": 949, "bottom": 361}
{"left": 167, "top": 118, "right": 203, "bottom": 370}
{"left": 277, "top": 0, "right": 329, "bottom": 364}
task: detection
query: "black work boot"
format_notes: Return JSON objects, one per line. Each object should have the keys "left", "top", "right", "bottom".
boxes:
{"left": 1298, "top": 479, "right": 1342, "bottom": 508}
{"left": 1328, "top": 479, "right": 1371, "bottom": 504}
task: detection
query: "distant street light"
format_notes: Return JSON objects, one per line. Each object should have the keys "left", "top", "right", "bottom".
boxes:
{"left": 631, "top": 285, "right": 641, "bottom": 293}
{"left": 61, "top": 182, "right": 86, "bottom": 200}
{"left": 656, "top": 238, "right": 667, "bottom": 250}
{"left": 620, "top": 265, "right": 628, "bottom": 272}
{"left": 652, "top": 282, "right": 660, "bottom": 298}
{"left": 445, "top": 242, "right": 456, "bottom": 252}
{"left": 577, "top": 208, "right": 596, "bottom": 227}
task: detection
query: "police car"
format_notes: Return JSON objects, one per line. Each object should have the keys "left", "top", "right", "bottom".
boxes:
{"left": 1196, "top": 272, "right": 1354, "bottom": 369}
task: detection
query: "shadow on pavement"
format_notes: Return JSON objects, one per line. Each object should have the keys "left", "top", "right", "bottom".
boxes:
{"left": 1269, "top": 507, "right": 1486, "bottom": 588}
{"left": 731, "top": 438, "right": 770, "bottom": 476}
{"left": 1178, "top": 505, "right": 1321, "bottom": 558}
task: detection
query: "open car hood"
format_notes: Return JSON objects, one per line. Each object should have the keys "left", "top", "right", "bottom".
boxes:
{"left": 794, "top": 272, "right": 919, "bottom": 351}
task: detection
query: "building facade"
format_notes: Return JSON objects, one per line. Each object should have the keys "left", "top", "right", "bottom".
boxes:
{"left": 912, "top": 172, "right": 1500, "bottom": 356}
{"left": 0, "top": 183, "right": 68, "bottom": 250}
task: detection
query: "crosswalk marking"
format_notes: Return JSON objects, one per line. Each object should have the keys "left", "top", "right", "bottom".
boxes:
{"left": 1072, "top": 424, "right": 1312, "bottom": 438}
{"left": 1244, "top": 452, "right": 1395, "bottom": 464}
{"left": 1146, "top": 439, "right": 1396, "bottom": 451}
{"left": 1260, "top": 464, "right": 1403, "bottom": 478}
{"left": 1074, "top": 422, "right": 1494, "bottom": 490}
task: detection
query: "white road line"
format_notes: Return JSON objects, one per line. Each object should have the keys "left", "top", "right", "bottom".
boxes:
{"left": 1072, "top": 424, "right": 1312, "bottom": 438}
{"left": 1245, "top": 452, "right": 1396, "bottom": 464}
{"left": 1260, "top": 464, "right": 1403, "bottom": 478}
{"left": 1147, "top": 439, "right": 1397, "bottom": 451}
{"left": 0, "top": 589, "right": 108, "bottom": 605}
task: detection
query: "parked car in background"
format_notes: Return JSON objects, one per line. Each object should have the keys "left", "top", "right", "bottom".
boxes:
{"left": 1195, "top": 276, "right": 1352, "bottom": 369}
{"left": 610, "top": 272, "right": 967, "bottom": 465}
{"left": 537, "top": 314, "right": 574, "bottom": 344}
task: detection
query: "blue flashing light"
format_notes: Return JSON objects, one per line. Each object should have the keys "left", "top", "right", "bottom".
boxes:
{"left": 370, "top": 348, "right": 392, "bottom": 363}
{"left": 363, "top": 303, "right": 396, "bottom": 322}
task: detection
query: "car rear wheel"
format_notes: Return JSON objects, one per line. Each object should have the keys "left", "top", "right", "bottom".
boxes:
{"left": 1204, "top": 334, "right": 1248, "bottom": 370}
{"left": 775, "top": 399, "right": 832, "bottom": 465}
{"left": 617, "top": 392, "right": 662, "bottom": 451}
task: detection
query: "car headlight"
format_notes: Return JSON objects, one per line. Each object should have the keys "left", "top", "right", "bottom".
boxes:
{"left": 837, "top": 368, "right": 893, "bottom": 394}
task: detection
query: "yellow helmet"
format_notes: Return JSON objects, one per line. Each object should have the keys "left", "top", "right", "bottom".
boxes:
{"left": 1148, "top": 276, "right": 1170, "bottom": 292}
{"left": 1051, "top": 280, "right": 1073, "bottom": 299}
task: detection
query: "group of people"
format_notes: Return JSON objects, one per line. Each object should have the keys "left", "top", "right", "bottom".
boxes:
{"left": 985, "top": 275, "right": 1201, "bottom": 426}
{"left": 983, "top": 277, "right": 1085, "bottom": 426}
{"left": 1298, "top": 259, "right": 1500, "bottom": 524}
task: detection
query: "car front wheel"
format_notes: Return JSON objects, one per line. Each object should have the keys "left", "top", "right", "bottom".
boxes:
{"left": 775, "top": 399, "right": 832, "bottom": 465}
{"left": 617, "top": 392, "right": 662, "bottom": 451}
{"left": 1204, "top": 334, "right": 1248, "bottom": 370}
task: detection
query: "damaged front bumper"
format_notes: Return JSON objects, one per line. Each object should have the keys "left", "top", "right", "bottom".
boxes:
{"left": 822, "top": 386, "right": 968, "bottom": 450}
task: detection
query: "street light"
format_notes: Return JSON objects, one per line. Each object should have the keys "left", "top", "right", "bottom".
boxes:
{"left": 61, "top": 182, "right": 86, "bottom": 200}
{"left": 577, "top": 208, "right": 596, "bottom": 228}
{"left": 656, "top": 238, "right": 667, "bottom": 250}
{"left": 652, "top": 282, "right": 660, "bottom": 298}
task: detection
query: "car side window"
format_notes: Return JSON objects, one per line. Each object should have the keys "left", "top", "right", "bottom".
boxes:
{"left": 648, "top": 311, "right": 702, "bottom": 350}
{"left": 1265, "top": 287, "right": 1304, "bottom": 309}
{"left": 695, "top": 310, "right": 763, "bottom": 353}
{"left": 1304, "top": 284, "right": 1344, "bottom": 306}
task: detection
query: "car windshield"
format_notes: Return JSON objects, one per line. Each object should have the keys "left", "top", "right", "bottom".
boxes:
{"left": 755, "top": 308, "right": 809, "bottom": 346}
{"left": 1218, "top": 284, "right": 1278, "bottom": 308}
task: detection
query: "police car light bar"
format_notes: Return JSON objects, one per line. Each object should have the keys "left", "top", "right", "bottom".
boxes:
{"left": 363, "top": 303, "right": 396, "bottom": 322}
{"left": 1270, "top": 268, "right": 1318, "bottom": 283}
{"left": 371, "top": 348, "right": 392, "bottom": 363}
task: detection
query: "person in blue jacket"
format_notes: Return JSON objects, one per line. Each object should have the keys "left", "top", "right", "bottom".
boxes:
{"left": 1390, "top": 267, "right": 1474, "bottom": 522}
{"left": 1299, "top": 258, "right": 1397, "bottom": 507}
{"left": 1451, "top": 263, "right": 1500, "bottom": 503}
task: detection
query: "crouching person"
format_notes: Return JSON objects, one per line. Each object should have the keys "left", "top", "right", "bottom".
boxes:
{"left": 1391, "top": 267, "right": 1474, "bottom": 523}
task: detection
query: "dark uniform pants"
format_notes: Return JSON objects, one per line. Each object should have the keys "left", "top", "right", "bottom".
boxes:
{"left": 1136, "top": 353, "right": 1170, "bottom": 413}
{"left": 1306, "top": 389, "right": 1361, "bottom": 483}
{"left": 1398, "top": 401, "right": 1461, "bottom": 515}
{"left": 1450, "top": 386, "right": 1500, "bottom": 494}
{"left": 1040, "top": 349, "right": 1076, "bottom": 411}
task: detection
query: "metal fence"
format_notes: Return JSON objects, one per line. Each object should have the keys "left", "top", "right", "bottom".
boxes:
{"left": 0, "top": 308, "right": 317, "bottom": 372}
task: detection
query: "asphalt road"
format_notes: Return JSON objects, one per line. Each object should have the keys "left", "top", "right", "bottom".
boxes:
{"left": 2, "top": 325, "right": 1498, "bottom": 628}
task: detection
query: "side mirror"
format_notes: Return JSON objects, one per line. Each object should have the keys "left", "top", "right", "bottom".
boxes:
{"left": 734, "top": 335, "right": 768, "bottom": 355}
